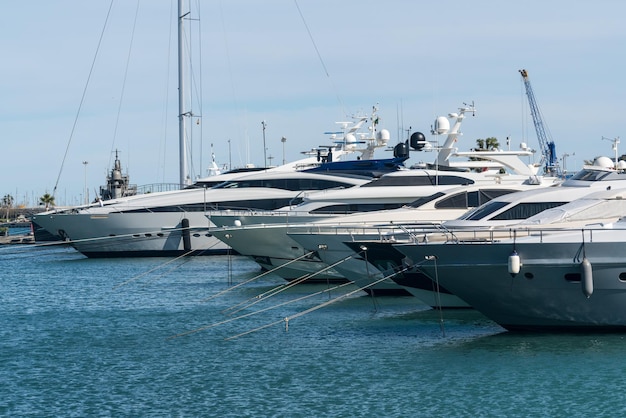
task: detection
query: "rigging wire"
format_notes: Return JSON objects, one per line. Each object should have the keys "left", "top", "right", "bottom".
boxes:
{"left": 157, "top": 0, "right": 176, "bottom": 183}
{"left": 108, "top": 0, "right": 141, "bottom": 171}
{"left": 51, "top": 0, "right": 115, "bottom": 199}
{"left": 293, "top": 0, "right": 345, "bottom": 114}
{"left": 217, "top": 0, "right": 245, "bottom": 169}
{"left": 193, "top": 0, "right": 205, "bottom": 177}
{"left": 181, "top": 3, "right": 196, "bottom": 181}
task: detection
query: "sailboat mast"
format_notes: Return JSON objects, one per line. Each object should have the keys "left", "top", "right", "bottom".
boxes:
{"left": 178, "top": 0, "right": 190, "bottom": 187}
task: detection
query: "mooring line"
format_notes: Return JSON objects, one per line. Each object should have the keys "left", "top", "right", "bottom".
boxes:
{"left": 0, "top": 240, "right": 73, "bottom": 259}
{"left": 425, "top": 256, "right": 446, "bottom": 337}
{"left": 112, "top": 249, "right": 195, "bottom": 289}
{"left": 168, "top": 281, "right": 354, "bottom": 340}
{"left": 220, "top": 251, "right": 328, "bottom": 313}
{"left": 40, "top": 224, "right": 205, "bottom": 251}
{"left": 224, "top": 264, "right": 414, "bottom": 341}
{"left": 285, "top": 265, "right": 412, "bottom": 323}
{"left": 202, "top": 251, "right": 317, "bottom": 303}
{"left": 224, "top": 251, "right": 362, "bottom": 316}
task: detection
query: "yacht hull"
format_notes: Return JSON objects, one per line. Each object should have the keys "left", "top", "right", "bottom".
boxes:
{"left": 210, "top": 223, "right": 347, "bottom": 283}
{"left": 395, "top": 231, "right": 626, "bottom": 330}
{"left": 288, "top": 231, "right": 413, "bottom": 296}
{"left": 32, "top": 211, "right": 229, "bottom": 257}
{"left": 340, "top": 240, "right": 470, "bottom": 306}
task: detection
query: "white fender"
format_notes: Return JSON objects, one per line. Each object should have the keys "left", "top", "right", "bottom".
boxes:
{"left": 508, "top": 250, "right": 521, "bottom": 277}
{"left": 581, "top": 257, "right": 593, "bottom": 298}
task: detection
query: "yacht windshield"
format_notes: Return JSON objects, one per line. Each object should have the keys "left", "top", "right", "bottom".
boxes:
{"left": 569, "top": 169, "right": 612, "bottom": 182}
{"left": 458, "top": 200, "right": 509, "bottom": 220}
{"left": 406, "top": 192, "right": 446, "bottom": 208}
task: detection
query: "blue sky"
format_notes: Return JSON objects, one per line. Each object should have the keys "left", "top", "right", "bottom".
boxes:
{"left": 2, "top": 0, "right": 625, "bottom": 206}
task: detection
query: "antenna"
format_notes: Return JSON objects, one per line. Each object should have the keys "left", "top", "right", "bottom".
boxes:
{"left": 601, "top": 136, "right": 621, "bottom": 167}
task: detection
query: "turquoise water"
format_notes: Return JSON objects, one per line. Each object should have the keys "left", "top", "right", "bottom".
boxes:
{"left": 2, "top": 245, "right": 625, "bottom": 416}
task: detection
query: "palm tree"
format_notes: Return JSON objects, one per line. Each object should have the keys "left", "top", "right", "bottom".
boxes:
{"left": 39, "top": 193, "right": 55, "bottom": 211}
{"left": 471, "top": 137, "right": 502, "bottom": 172}
{"left": 474, "top": 137, "right": 500, "bottom": 151}
{"left": 2, "top": 194, "right": 13, "bottom": 221}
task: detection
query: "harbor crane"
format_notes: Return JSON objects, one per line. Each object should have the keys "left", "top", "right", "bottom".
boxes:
{"left": 519, "top": 69, "right": 559, "bottom": 175}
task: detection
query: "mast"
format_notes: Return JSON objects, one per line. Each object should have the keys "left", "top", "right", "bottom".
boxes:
{"left": 178, "top": 0, "right": 190, "bottom": 187}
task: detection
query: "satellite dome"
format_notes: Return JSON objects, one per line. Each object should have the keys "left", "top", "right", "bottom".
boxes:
{"left": 434, "top": 116, "right": 450, "bottom": 135}
{"left": 376, "top": 129, "right": 390, "bottom": 145}
{"left": 594, "top": 156, "right": 614, "bottom": 168}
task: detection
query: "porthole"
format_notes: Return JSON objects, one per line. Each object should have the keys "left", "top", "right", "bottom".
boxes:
{"left": 619, "top": 272, "right": 626, "bottom": 282}
{"left": 157, "top": 233, "right": 164, "bottom": 237}
{"left": 193, "top": 233, "right": 201, "bottom": 237}
{"left": 133, "top": 234, "right": 140, "bottom": 238}
{"left": 145, "top": 233, "right": 152, "bottom": 237}
{"left": 524, "top": 272, "right": 534, "bottom": 279}
{"left": 564, "top": 273, "right": 581, "bottom": 283}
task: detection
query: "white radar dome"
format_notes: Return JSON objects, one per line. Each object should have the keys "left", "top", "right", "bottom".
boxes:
{"left": 435, "top": 116, "right": 450, "bottom": 135}
{"left": 376, "top": 129, "right": 390, "bottom": 145}
{"left": 593, "top": 156, "right": 615, "bottom": 168}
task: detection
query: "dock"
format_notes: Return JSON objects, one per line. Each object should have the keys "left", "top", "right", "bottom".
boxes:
{"left": 0, "top": 221, "right": 34, "bottom": 244}
{"left": 0, "top": 234, "right": 35, "bottom": 245}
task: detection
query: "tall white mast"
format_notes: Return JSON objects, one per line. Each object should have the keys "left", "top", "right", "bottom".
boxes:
{"left": 178, "top": 0, "right": 190, "bottom": 187}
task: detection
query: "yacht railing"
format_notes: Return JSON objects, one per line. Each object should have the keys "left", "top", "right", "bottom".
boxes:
{"left": 285, "top": 222, "right": 621, "bottom": 245}
{"left": 135, "top": 183, "right": 181, "bottom": 194}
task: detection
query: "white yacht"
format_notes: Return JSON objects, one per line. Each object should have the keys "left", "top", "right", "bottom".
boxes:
{"left": 315, "top": 161, "right": 626, "bottom": 306}
{"left": 31, "top": 125, "right": 401, "bottom": 257}
{"left": 31, "top": 0, "right": 398, "bottom": 258}
{"left": 208, "top": 104, "right": 555, "bottom": 282}
{"left": 393, "top": 187, "right": 626, "bottom": 330}
{"left": 286, "top": 182, "right": 549, "bottom": 293}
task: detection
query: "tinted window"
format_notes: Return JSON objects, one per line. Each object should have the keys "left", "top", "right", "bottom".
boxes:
{"left": 214, "top": 178, "right": 354, "bottom": 191}
{"left": 361, "top": 175, "right": 474, "bottom": 187}
{"left": 458, "top": 200, "right": 509, "bottom": 220}
{"left": 406, "top": 192, "right": 446, "bottom": 208}
{"left": 310, "top": 203, "right": 404, "bottom": 214}
{"left": 434, "top": 189, "right": 517, "bottom": 210}
{"left": 490, "top": 202, "right": 566, "bottom": 220}
{"left": 121, "top": 198, "right": 304, "bottom": 213}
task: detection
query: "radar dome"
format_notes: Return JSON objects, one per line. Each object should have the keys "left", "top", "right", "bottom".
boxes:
{"left": 618, "top": 160, "right": 626, "bottom": 170}
{"left": 393, "top": 141, "right": 409, "bottom": 159}
{"left": 409, "top": 132, "right": 428, "bottom": 150}
{"left": 376, "top": 129, "right": 390, "bottom": 145}
{"left": 434, "top": 116, "right": 450, "bottom": 135}
{"left": 344, "top": 133, "right": 357, "bottom": 150}
{"left": 594, "top": 156, "right": 615, "bottom": 168}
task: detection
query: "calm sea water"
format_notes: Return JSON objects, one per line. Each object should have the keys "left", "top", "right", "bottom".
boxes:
{"left": 2, "top": 244, "right": 625, "bottom": 417}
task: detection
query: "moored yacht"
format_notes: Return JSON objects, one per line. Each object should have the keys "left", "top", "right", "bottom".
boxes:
{"left": 287, "top": 182, "right": 548, "bottom": 294}
{"left": 393, "top": 187, "right": 626, "bottom": 330}
{"left": 328, "top": 161, "right": 626, "bottom": 305}
{"left": 208, "top": 104, "right": 556, "bottom": 283}
{"left": 32, "top": 108, "right": 400, "bottom": 257}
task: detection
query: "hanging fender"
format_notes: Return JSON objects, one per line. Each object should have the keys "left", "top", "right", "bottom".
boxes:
{"left": 508, "top": 250, "right": 521, "bottom": 277}
{"left": 181, "top": 218, "right": 191, "bottom": 251}
{"left": 581, "top": 257, "right": 593, "bottom": 298}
